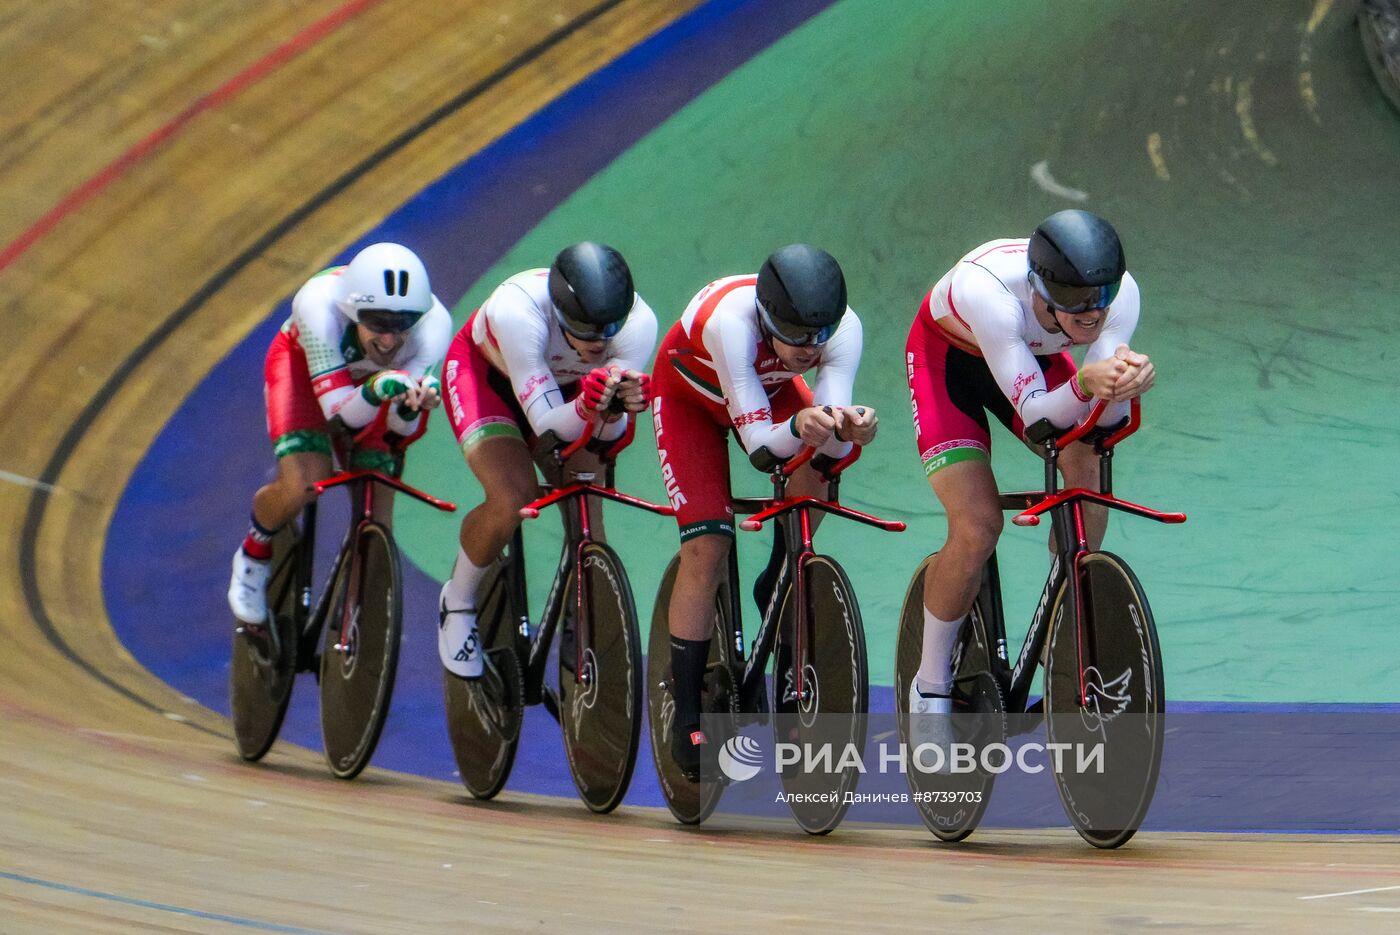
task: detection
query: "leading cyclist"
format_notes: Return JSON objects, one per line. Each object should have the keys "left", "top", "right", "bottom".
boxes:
{"left": 905, "top": 210, "right": 1155, "bottom": 731}
{"left": 228, "top": 242, "right": 452, "bottom": 630}
{"left": 438, "top": 242, "right": 657, "bottom": 680}
{"left": 652, "top": 244, "right": 878, "bottom": 780}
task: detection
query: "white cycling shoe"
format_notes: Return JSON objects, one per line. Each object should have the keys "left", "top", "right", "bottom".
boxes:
{"left": 439, "top": 583, "right": 482, "bottom": 679}
{"left": 228, "top": 548, "right": 271, "bottom": 625}
{"left": 908, "top": 677, "right": 955, "bottom": 773}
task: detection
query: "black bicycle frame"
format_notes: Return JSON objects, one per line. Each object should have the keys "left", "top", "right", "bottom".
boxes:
{"left": 292, "top": 467, "right": 456, "bottom": 667}
{"left": 509, "top": 440, "right": 675, "bottom": 707}
{"left": 725, "top": 450, "right": 904, "bottom": 710}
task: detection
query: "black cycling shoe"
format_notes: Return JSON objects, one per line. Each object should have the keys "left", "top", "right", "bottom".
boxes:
{"left": 671, "top": 725, "right": 709, "bottom": 783}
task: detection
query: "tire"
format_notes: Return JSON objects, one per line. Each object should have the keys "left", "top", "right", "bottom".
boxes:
{"left": 1044, "top": 551, "right": 1165, "bottom": 849}
{"left": 444, "top": 555, "right": 525, "bottom": 800}
{"left": 894, "top": 555, "right": 1006, "bottom": 842}
{"left": 318, "top": 522, "right": 402, "bottom": 780}
{"left": 230, "top": 523, "right": 301, "bottom": 761}
{"left": 645, "top": 554, "right": 737, "bottom": 825}
{"left": 557, "top": 543, "right": 643, "bottom": 814}
{"left": 772, "top": 555, "right": 868, "bottom": 835}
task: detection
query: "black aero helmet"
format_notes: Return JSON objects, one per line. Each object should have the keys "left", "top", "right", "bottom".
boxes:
{"left": 548, "top": 241, "right": 635, "bottom": 340}
{"left": 1027, "top": 210, "right": 1126, "bottom": 314}
{"left": 755, "top": 244, "right": 847, "bottom": 346}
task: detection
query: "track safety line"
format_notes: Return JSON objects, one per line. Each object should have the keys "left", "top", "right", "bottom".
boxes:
{"left": 0, "top": 0, "right": 383, "bottom": 273}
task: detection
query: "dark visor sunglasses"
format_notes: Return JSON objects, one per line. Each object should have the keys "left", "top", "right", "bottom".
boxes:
{"left": 553, "top": 306, "right": 626, "bottom": 341}
{"left": 1028, "top": 271, "right": 1121, "bottom": 315}
{"left": 756, "top": 300, "right": 837, "bottom": 347}
{"left": 358, "top": 308, "right": 424, "bottom": 335}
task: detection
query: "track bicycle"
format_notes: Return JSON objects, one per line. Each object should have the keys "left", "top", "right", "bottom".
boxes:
{"left": 230, "top": 419, "right": 457, "bottom": 779}
{"left": 648, "top": 443, "right": 906, "bottom": 834}
{"left": 895, "top": 398, "right": 1185, "bottom": 848}
{"left": 442, "top": 420, "right": 674, "bottom": 813}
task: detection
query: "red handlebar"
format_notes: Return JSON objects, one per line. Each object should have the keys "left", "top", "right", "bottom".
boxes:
{"left": 1055, "top": 397, "right": 1141, "bottom": 450}
{"left": 560, "top": 413, "right": 637, "bottom": 461}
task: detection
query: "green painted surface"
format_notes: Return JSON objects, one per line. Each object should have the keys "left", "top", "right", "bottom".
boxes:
{"left": 399, "top": 0, "right": 1400, "bottom": 702}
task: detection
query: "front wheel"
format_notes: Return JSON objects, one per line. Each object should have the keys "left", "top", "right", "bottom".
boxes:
{"left": 646, "top": 554, "right": 737, "bottom": 826}
{"left": 319, "top": 522, "right": 402, "bottom": 780}
{"left": 558, "top": 542, "right": 643, "bottom": 814}
{"left": 895, "top": 555, "right": 1006, "bottom": 842}
{"left": 444, "top": 554, "right": 525, "bottom": 800}
{"left": 772, "top": 555, "right": 868, "bottom": 835}
{"left": 1044, "top": 551, "right": 1165, "bottom": 849}
{"left": 230, "top": 523, "right": 302, "bottom": 761}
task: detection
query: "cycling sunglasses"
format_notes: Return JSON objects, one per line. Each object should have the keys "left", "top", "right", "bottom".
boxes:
{"left": 553, "top": 306, "right": 626, "bottom": 342}
{"left": 1028, "top": 271, "right": 1121, "bottom": 315}
{"left": 358, "top": 308, "right": 424, "bottom": 335}
{"left": 756, "top": 299, "right": 837, "bottom": 347}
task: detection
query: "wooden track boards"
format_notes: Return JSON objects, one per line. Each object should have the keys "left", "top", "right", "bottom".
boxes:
{"left": 2, "top": 1, "right": 1399, "bottom": 930}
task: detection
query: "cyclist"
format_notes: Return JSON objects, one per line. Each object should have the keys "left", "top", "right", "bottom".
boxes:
{"left": 228, "top": 242, "right": 453, "bottom": 630}
{"left": 905, "top": 209, "right": 1154, "bottom": 733}
{"left": 439, "top": 242, "right": 657, "bottom": 679}
{"left": 652, "top": 244, "right": 878, "bottom": 780}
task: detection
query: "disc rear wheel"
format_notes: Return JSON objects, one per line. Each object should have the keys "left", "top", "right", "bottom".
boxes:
{"left": 646, "top": 554, "right": 737, "bottom": 825}
{"left": 895, "top": 555, "right": 1006, "bottom": 842}
{"left": 444, "top": 555, "right": 525, "bottom": 800}
{"left": 230, "top": 524, "right": 301, "bottom": 761}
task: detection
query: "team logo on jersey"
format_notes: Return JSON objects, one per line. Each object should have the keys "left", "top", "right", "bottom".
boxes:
{"left": 733, "top": 408, "right": 771, "bottom": 428}
{"left": 1011, "top": 372, "right": 1037, "bottom": 406}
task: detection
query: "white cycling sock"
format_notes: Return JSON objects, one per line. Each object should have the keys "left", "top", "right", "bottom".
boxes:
{"left": 444, "top": 547, "right": 489, "bottom": 609}
{"left": 916, "top": 606, "right": 961, "bottom": 695}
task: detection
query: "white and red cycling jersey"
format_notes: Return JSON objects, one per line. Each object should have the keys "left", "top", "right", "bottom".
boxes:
{"left": 652, "top": 274, "right": 862, "bottom": 539}
{"left": 265, "top": 265, "right": 452, "bottom": 456}
{"left": 443, "top": 268, "right": 658, "bottom": 450}
{"left": 907, "top": 238, "right": 1140, "bottom": 475}
{"left": 665, "top": 274, "right": 861, "bottom": 460}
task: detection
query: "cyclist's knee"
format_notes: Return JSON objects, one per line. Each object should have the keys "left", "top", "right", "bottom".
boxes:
{"left": 678, "top": 534, "right": 732, "bottom": 585}
{"left": 944, "top": 509, "right": 1003, "bottom": 560}
{"left": 277, "top": 453, "right": 331, "bottom": 506}
{"left": 1058, "top": 444, "right": 1099, "bottom": 489}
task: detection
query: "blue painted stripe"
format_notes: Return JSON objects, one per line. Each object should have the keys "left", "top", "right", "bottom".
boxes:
{"left": 0, "top": 871, "right": 336, "bottom": 934}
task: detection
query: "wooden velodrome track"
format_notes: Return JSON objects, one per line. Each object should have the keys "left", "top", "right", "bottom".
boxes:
{"left": 2, "top": 1, "right": 1397, "bottom": 931}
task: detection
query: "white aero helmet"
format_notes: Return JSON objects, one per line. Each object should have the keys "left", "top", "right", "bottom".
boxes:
{"left": 335, "top": 242, "right": 433, "bottom": 333}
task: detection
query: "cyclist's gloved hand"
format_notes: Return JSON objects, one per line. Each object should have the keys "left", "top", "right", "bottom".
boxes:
{"left": 393, "top": 375, "right": 441, "bottom": 421}
{"left": 575, "top": 366, "right": 619, "bottom": 419}
{"left": 363, "top": 369, "right": 418, "bottom": 406}
{"left": 611, "top": 369, "right": 652, "bottom": 414}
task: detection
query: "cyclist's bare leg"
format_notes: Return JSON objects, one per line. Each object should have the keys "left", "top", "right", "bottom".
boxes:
{"left": 251, "top": 452, "right": 332, "bottom": 531}
{"left": 669, "top": 533, "right": 730, "bottom": 641}
{"left": 1055, "top": 440, "right": 1106, "bottom": 549}
{"left": 918, "top": 458, "right": 1003, "bottom": 695}
{"left": 923, "top": 459, "right": 1003, "bottom": 620}
{"left": 460, "top": 435, "right": 541, "bottom": 566}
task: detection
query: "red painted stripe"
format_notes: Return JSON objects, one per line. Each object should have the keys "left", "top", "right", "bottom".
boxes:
{"left": 0, "top": 0, "right": 383, "bottom": 272}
